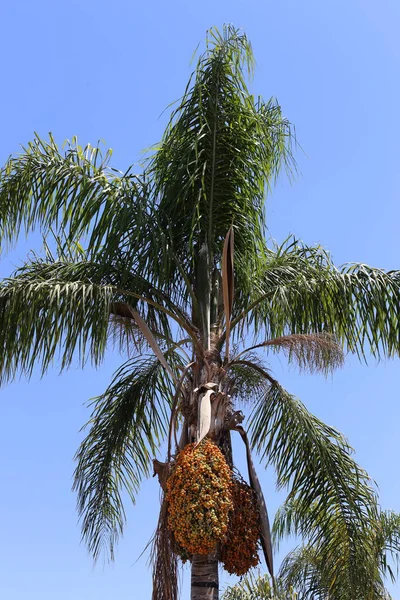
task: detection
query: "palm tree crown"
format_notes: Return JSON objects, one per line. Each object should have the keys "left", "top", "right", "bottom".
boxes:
{"left": 1, "top": 25, "right": 400, "bottom": 599}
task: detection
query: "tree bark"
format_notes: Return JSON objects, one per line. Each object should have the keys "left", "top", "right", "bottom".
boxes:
{"left": 191, "top": 552, "right": 219, "bottom": 600}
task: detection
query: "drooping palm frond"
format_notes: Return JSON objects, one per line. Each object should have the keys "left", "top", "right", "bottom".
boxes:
{"left": 73, "top": 353, "right": 183, "bottom": 562}
{"left": 280, "top": 547, "right": 391, "bottom": 600}
{"left": 378, "top": 510, "right": 400, "bottom": 585}
{"left": 240, "top": 238, "right": 400, "bottom": 360}
{"left": 108, "top": 312, "right": 146, "bottom": 358}
{"left": 150, "top": 25, "right": 295, "bottom": 331}
{"left": 278, "top": 545, "right": 330, "bottom": 600}
{"left": 0, "top": 253, "right": 194, "bottom": 382}
{"left": 250, "top": 381, "right": 379, "bottom": 597}
{"left": 0, "top": 264, "right": 113, "bottom": 381}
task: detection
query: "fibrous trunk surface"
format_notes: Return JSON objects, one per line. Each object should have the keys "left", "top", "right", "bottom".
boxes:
{"left": 191, "top": 552, "right": 219, "bottom": 600}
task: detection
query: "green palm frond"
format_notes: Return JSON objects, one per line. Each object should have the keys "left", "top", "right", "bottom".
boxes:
{"left": 378, "top": 510, "right": 400, "bottom": 585}
{"left": 221, "top": 570, "right": 294, "bottom": 600}
{"left": 73, "top": 353, "right": 183, "bottom": 561}
{"left": 250, "top": 381, "right": 379, "bottom": 597}
{"left": 150, "top": 25, "right": 295, "bottom": 323}
{"left": 0, "top": 255, "right": 193, "bottom": 382}
{"left": 0, "top": 134, "right": 149, "bottom": 257}
{"left": 243, "top": 238, "right": 400, "bottom": 360}
{"left": 278, "top": 545, "right": 331, "bottom": 599}
{"left": 0, "top": 265, "right": 113, "bottom": 381}
{"left": 0, "top": 133, "right": 204, "bottom": 312}
{"left": 221, "top": 571, "right": 274, "bottom": 600}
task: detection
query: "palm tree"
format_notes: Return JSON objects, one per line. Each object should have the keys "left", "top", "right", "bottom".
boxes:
{"left": 277, "top": 510, "right": 400, "bottom": 599}
{"left": 221, "top": 510, "right": 400, "bottom": 599}
{"left": 1, "top": 25, "right": 400, "bottom": 600}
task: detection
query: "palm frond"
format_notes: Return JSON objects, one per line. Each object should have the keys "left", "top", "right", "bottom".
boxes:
{"left": 0, "top": 134, "right": 149, "bottom": 257}
{"left": 242, "top": 238, "right": 400, "bottom": 360}
{"left": 0, "top": 263, "right": 113, "bottom": 381}
{"left": 227, "top": 357, "right": 270, "bottom": 404}
{"left": 108, "top": 313, "right": 146, "bottom": 357}
{"left": 278, "top": 545, "right": 329, "bottom": 600}
{"left": 222, "top": 226, "right": 235, "bottom": 361}
{"left": 150, "top": 25, "right": 295, "bottom": 323}
{"left": 73, "top": 353, "right": 183, "bottom": 561}
{"left": 279, "top": 528, "right": 398, "bottom": 600}
{"left": 221, "top": 574, "right": 272, "bottom": 600}
{"left": 378, "top": 510, "right": 400, "bottom": 584}
{"left": 221, "top": 570, "right": 291, "bottom": 600}
{"left": 0, "top": 134, "right": 203, "bottom": 312}
{"left": 250, "top": 381, "right": 379, "bottom": 597}
{"left": 0, "top": 253, "right": 192, "bottom": 381}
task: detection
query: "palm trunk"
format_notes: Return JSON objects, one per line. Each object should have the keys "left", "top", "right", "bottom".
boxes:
{"left": 191, "top": 552, "right": 219, "bottom": 600}
{"left": 191, "top": 234, "right": 222, "bottom": 598}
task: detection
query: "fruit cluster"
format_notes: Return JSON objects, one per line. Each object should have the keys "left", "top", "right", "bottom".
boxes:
{"left": 220, "top": 478, "right": 261, "bottom": 575}
{"left": 166, "top": 439, "right": 233, "bottom": 555}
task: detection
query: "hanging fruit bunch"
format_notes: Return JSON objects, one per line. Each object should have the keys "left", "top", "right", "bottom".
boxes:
{"left": 166, "top": 439, "right": 233, "bottom": 555}
{"left": 220, "top": 477, "right": 261, "bottom": 575}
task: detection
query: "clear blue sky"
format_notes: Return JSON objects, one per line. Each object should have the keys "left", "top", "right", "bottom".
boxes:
{"left": 1, "top": 0, "right": 400, "bottom": 598}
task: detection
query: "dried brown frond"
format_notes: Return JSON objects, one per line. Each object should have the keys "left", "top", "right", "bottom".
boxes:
{"left": 108, "top": 315, "right": 145, "bottom": 357}
{"left": 151, "top": 495, "right": 179, "bottom": 600}
{"left": 263, "top": 332, "right": 344, "bottom": 374}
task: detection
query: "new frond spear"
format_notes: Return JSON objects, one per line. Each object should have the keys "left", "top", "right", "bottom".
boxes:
{"left": 1, "top": 24, "right": 400, "bottom": 600}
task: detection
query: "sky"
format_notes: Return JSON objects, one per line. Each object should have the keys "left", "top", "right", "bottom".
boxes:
{"left": 1, "top": 0, "right": 400, "bottom": 598}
